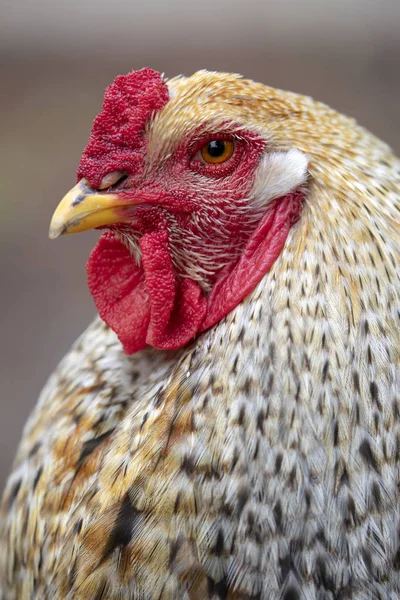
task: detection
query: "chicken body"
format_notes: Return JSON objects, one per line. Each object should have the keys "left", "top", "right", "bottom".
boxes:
{"left": 1, "top": 70, "right": 400, "bottom": 599}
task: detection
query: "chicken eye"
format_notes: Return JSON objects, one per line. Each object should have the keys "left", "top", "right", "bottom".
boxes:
{"left": 200, "top": 140, "right": 234, "bottom": 164}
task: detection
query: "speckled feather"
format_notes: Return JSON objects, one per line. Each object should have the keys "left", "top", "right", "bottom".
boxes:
{"left": 1, "top": 71, "right": 400, "bottom": 599}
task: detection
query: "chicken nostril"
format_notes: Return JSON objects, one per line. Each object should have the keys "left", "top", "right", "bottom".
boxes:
{"left": 98, "top": 171, "right": 128, "bottom": 191}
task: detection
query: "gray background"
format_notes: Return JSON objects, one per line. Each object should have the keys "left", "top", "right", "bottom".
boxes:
{"left": 1, "top": 0, "right": 399, "bottom": 490}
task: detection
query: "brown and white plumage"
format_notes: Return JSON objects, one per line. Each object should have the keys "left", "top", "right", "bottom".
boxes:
{"left": 1, "top": 70, "right": 400, "bottom": 599}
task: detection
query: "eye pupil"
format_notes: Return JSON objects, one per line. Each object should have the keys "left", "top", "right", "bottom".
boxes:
{"left": 207, "top": 140, "right": 226, "bottom": 157}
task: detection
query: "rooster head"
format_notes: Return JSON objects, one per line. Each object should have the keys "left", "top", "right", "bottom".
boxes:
{"left": 49, "top": 68, "right": 308, "bottom": 353}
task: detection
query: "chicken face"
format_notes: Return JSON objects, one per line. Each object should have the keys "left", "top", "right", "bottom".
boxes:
{"left": 49, "top": 68, "right": 308, "bottom": 353}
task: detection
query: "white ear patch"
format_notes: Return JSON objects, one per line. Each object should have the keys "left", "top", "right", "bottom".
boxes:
{"left": 251, "top": 149, "right": 308, "bottom": 210}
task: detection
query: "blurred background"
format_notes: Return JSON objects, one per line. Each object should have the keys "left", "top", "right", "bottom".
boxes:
{"left": 0, "top": 0, "right": 399, "bottom": 489}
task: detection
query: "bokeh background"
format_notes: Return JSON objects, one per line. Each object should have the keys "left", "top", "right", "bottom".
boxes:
{"left": 1, "top": 0, "right": 399, "bottom": 490}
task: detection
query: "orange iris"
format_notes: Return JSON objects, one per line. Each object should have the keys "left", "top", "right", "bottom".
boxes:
{"left": 200, "top": 140, "right": 235, "bottom": 164}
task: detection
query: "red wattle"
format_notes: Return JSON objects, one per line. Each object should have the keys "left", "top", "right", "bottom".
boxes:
{"left": 140, "top": 231, "right": 207, "bottom": 349}
{"left": 86, "top": 192, "right": 303, "bottom": 354}
{"left": 86, "top": 233, "right": 150, "bottom": 354}
{"left": 86, "top": 230, "right": 207, "bottom": 354}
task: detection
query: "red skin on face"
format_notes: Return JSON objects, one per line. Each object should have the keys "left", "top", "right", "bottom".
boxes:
{"left": 80, "top": 68, "right": 304, "bottom": 354}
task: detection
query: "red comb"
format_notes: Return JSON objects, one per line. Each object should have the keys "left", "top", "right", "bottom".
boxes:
{"left": 77, "top": 68, "right": 169, "bottom": 188}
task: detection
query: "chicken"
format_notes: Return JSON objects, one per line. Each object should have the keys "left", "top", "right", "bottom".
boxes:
{"left": 1, "top": 66, "right": 400, "bottom": 599}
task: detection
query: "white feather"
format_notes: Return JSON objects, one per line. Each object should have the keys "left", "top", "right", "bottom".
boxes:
{"left": 251, "top": 148, "right": 308, "bottom": 210}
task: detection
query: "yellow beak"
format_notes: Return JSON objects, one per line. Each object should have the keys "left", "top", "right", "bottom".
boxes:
{"left": 49, "top": 178, "right": 135, "bottom": 239}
